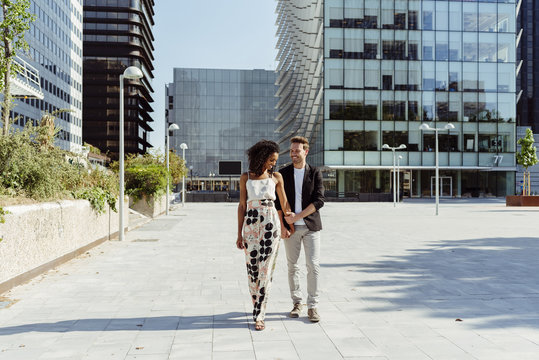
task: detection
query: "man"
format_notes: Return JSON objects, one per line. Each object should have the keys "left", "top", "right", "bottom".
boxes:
{"left": 276, "top": 136, "right": 324, "bottom": 322}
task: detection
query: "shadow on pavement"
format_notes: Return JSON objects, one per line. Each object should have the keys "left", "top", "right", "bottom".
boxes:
{"left": 0, "top": 312, "right": 250, "bottom": 335}
{"left": 322, "top": 236, "right": 539, "bottom": 329}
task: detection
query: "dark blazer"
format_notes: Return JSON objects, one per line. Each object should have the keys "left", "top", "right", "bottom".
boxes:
{"left": 276, "top": 163, "right": 325, "bottom": 231}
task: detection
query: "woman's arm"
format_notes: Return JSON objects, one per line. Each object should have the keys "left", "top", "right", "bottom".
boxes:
{"left": 236, "top": 173, "right": 248, "bottom": 249}
{"left": 274, "top": 172, "right": 294, "bottom": 235}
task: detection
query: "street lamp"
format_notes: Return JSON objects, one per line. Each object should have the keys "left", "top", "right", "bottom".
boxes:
{"left": 419, "top": 122, "right": 455, "bottom": 215}
{"left": 119, "top": 66, "right": 143, "bottom": 241}
{"left": 382, "top": 143, "right": 406, "bottom": 207}
{"left": 397, "top": 155, "right": 403, "bottom": 202}
{"left": 166, "top": 123, "right": 180, "bottom": 215}
{"left": 209, "top": 172, "right": 215, "bottom": 191}
{"left": 179, "top": 143, "right": 188, "bottom": 206}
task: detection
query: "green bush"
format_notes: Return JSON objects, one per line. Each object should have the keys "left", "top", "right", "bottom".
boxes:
{"left": 124, "top": 163, "right": 168, "bottom": 202}
{"left": 0, "top": 125, "right": 118, "bottom": 213}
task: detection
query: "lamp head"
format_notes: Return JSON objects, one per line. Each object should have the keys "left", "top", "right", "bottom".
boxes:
{"left": 398, "top": 144, "right": 407, "bottom": 150}
{"left": 398, "top": 155, "right": 403, "bottom": 159}
{"left": 382, "top": 144, "right": 390, "bottom": 150}
{"left": 419, "top": 123, "right": 431, "bottom": 131}
{"left": 168, "top": 123, "right": 180, "bottom": 131}
{"left": 444, "top": 123, "right": 455, "bottom": 130}
{"left": 123, "top": 66, "right": 143, "bottom": 79}
{"left": 180, "top": 143, "right": 188, "bottom": 150}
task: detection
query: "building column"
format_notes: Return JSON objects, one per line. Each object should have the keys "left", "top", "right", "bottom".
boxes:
{"left": 338, "top": 170, "right": 345, "bottom": 197}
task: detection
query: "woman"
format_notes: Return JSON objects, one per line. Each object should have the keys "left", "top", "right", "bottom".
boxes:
{"left": 237, "top": 139, "right": 293, "bottom": 331}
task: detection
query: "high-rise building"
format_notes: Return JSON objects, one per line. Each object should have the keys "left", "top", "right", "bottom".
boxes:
{"left": 82, "top": 0, "right": 155, "bottom": 158}
{"left": 5, "top": 0, "right": 84, "bottom": 152}
{"left": 516, "top": 0, "right": 537, "bottom": 132}
{"left": 277, "top": 0, "right": 517, "bottom": 197}
{"left": 516, "top": 0, "right": 539, "bottom": 193}
{"left": 166, "top": 68, "right": 279, "bottom": 191}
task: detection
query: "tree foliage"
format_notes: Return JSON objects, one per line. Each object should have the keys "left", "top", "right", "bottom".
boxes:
{"left": 0, "top": 0, "right": 36, "bottom": 135}
{"left": 516, "top": 128, "right": 539, "bottom": 170}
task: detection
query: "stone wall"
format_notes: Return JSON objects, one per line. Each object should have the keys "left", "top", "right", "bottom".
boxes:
{"left": 129, "top": 194, "right": 167, "bottom": 218}
{"left": 0, "top": 198, "right": 128, "bottom": 293}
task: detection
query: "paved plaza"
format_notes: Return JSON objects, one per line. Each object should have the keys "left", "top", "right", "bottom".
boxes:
{"left": 0, "top": 200, "right": 538, "bottom": 359}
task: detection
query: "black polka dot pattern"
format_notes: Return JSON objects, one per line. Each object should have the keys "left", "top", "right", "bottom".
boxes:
{"left": 242, "top": 199, "right": 281, "bottom": 321}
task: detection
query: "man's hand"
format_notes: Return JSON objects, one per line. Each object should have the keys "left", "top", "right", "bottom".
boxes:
{"left": 281, "top": 228, "right": 291, "bottom": 239}
{"left": 285, "top": 211, "right": 298, "bottom": 224}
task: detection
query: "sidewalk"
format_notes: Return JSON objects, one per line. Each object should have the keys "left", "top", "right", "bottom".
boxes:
{"left": 0, "top": 201, "right": 538, "bottom": 359}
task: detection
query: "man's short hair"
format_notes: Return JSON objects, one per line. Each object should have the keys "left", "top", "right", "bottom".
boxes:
{"left": 290, "top": 136, "right": 310, "bottom": 151}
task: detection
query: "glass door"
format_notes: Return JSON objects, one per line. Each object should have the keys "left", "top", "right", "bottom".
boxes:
{"left": 430, "top": 176, "right": 453, "bottom": 197}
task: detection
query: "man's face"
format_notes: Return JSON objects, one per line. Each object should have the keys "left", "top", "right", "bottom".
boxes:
{"left": 290, "top": 142, "right": 308, "bottom": 165}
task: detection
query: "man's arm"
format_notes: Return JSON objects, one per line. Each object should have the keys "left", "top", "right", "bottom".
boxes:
{"left": 285, "top": 167, "right": 324, "bottom": 224}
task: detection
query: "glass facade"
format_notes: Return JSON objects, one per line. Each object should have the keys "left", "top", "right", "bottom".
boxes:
{"left": 166, "top": 68, "right": 279, "bottom": 189}
{"left": 277, "top": 0, "right": 517, "bottom": 197}
{"left": 82, "top": 0, "right": 155, "bottom": 158}
{"left": 5, "top": 0, "right": 84, "bottom": 152}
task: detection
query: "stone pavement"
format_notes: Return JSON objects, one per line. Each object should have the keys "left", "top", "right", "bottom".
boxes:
{"left": 0, "top": 200, "right": 538, "bottom": 359}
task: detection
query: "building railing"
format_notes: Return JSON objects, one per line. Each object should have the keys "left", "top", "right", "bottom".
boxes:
{"left": 11, "top": 56, "right": 44, "bottom": 100}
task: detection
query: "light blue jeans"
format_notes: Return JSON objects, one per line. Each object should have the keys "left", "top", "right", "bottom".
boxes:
{"left": 283, "top": 225, "right": 321, "bottom": 309}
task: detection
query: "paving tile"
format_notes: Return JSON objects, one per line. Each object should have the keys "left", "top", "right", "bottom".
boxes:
{"left": 1, "top": 202, "right": 539, "bottom": 360}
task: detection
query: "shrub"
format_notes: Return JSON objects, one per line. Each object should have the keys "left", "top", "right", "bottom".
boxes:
{"left": 124, "top": 163, "right": 168, "bottom": 202}
{"left": 0, "top": 124, "right": 118, "bottom": 212}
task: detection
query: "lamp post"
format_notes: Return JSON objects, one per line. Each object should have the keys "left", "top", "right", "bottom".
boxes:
{"left": 166, "top": 123, "right": 180, "bottom": 215}
{"left": 209, "top": 172, "right": 215, "bottom": 191}
{"left": 189, "top": 165, "right": 193, "bottom": 191}
{"left": 180, "top": 143, "right": 188, "bottom": 206}
{"left": 419, "top": 123, "right": 455, "bottom": 215}
{"left": 382, "top": 144, "right": 406, "bottom": 207}
{"left": 397, "top": 155, "right": 402, "bottom": 202}
{"left": 119, "top": 66, "right": 143, "bottom": 241}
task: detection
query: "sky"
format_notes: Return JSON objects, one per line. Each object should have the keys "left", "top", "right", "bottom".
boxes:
{"left": 150, "top": 0, "right": 279, "bottom": 152}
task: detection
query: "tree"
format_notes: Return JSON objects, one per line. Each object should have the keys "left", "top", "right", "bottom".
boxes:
{"left": 516, "top": 128, "right": 539, "bottom": 196}
{"left": 0, "top": 0, "right": 35, "bottom": 136}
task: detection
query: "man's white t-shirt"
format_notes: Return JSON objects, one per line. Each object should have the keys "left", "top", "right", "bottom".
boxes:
{"left": 293, "top": 167, "right": 306, "bottom": 226}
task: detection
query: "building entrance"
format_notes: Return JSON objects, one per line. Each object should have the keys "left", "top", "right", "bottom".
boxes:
{"left": 430, "top": 176, "right": 453, "bottom": 197}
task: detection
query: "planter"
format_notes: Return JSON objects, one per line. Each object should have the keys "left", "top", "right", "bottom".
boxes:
{"left": 129, "top": 194, "right": 167, "bottom": 218}
{"left": 0, "top": 198, "right": 128, "bottom": 293}
{"left": 506, "top": 195, "right": 539, "bottom": 206}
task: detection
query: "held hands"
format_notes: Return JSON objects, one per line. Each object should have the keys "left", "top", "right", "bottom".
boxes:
{"left": 284, "top": 211, "right": 298, "bottom": 225}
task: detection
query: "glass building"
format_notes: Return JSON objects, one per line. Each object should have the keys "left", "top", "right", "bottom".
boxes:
{"left": 277, "top": 0, "right": 517, "bottom": 197}
{"left": 82, "top": 0, "right": 155, "bottom": 158}
{"left": 3, "top": 0, "right": 84, "bottom": 152}
{"left": 516, "top": 0, "right": 537, "bottom": 132}
{"left": 166, "top": 68, "right": 279, "bottom": 191}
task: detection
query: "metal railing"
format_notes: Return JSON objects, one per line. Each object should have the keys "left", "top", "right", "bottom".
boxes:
{"left": 11, "top": 56, "right": 44, "bottom": 100}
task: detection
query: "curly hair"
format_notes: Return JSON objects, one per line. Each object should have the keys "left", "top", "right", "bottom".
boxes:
{"left": 247, "top": 139, "right": 279, "bottom": 177}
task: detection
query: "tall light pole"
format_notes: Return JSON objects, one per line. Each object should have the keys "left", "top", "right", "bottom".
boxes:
{"left": 419, "top": 123, "right": 455, "bottom": 215}
{"left": 397, "top": 155, "right": 402, "bottom": 202}
{"left": 180, "top": 143, "right": 188, "bottom": 206}
{"left": 119, "top": 66, "right": 143, "bottom": 241}
{"left": 166, "top": 123, "right": 180, "bottom": 215}
{"left": 382, "top": 144, "right": 406, "bottom": 207}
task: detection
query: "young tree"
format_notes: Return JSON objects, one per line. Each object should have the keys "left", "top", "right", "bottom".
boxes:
{"left": 516, "top": 128, "right": 539, "bottom": 196}
{"left": 0, "top": 0, "right": 35, "bottom": 135}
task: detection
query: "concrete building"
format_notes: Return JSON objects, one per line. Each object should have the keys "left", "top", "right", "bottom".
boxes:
{"left": 82, "top": 0, "right": 155, "bottom": 158}
{"left": 3, "top": 0, "right": 84, "bottom": 153}
{"left": 166, "top": 68, "right": 279, "bottom": 191}
{"left": 276, "top": 0, "right": 517, "bottom": 198}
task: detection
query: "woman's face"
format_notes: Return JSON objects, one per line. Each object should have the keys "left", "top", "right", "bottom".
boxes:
{"left": 264, "top": 152, "right": 279, "bottom": 172}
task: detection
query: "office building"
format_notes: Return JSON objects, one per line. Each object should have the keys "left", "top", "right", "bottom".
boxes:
{"left": 82, "top": 0, "right": 155, "bottom": 158}
{"left": 276, "top": 0, "right": 517, "bottom": 197}
{"left": 5, "top": 0, "right": 83, "bottom": 152}
{"left": 516, "top": 0, "right": 539, "bottom": 193}
{"left": 166, "top": 68, "right": 279, "bottom": 191}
